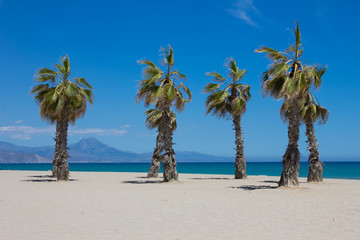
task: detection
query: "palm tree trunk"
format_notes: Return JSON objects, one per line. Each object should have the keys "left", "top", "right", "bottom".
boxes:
{"left": 306, "top": 122, "right": 323, "bottom": 182}
{"left": 162, "top": 106, "right": 178, "bottom": 182}
{"left": 279, "top": 98, "right": 300, "bottom": 187}
{"left": 52, "top": 121, "right": 61, "bottom": 177}
{"left": 147, "top": 129, "right": 163, "bottom": 178}
{"left": 233, "top": 114, "right": 247, "bottom": 179}
{"left": 54, "top": 110, "right": 70, "bottom": 181}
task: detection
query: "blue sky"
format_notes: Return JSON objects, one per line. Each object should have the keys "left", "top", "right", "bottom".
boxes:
{"left": 0, "top": 0, "right": 359, "bottom": 159}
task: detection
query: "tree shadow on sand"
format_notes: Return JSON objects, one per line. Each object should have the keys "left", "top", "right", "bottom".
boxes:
{"left": 22, "top": 179, "right": 78, "bottom": 182}
{"left": 27, "top": 175, "right": 54, "bottom": 178}
{"left": 190, "top": 177, "right": 231, "bottom": 180}
{"left": 122, "top": 180, "right": 163, "bottom": 184}
{"left": 260, "top": 180, "right": 279, "bottom": 184}
{"left": 23, "top": 175, "right": 78, "bottom": 182}
{"left": 230, "top": 185, "right": 278, "bottom": 191}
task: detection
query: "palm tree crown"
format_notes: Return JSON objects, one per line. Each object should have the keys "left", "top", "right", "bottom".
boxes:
{"left": 279, "top": 66, "right": 328, "bottom": 123}
{"left": 204, "top": 58, "right": 251, "bottom": 118}
{"left": 136, "top": 45, "right": 191, "bottom": 111}
{"left": 31, "top": 55, "right": 94, "bottom": 123}
{"left": 255, "top": 22, "right": 317, "bottom": 99}
{"left": 301, "top": 94, "right": 329, "bottom": 125}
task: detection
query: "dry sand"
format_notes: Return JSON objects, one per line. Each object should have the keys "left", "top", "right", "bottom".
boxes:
{"left": 0, "top": 170, "right": 359, "bottom": 240}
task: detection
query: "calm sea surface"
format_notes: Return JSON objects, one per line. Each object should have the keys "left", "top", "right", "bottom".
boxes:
{"left": 1, "top": 162, "right": 360, "bottom": 180}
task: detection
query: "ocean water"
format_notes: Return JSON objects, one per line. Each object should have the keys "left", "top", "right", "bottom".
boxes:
{"left": 1, "top": 162, "right": 360, "bottom": 180}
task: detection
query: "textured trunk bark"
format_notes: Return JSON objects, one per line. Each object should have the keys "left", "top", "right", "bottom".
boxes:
{"left": 306, "top": 122, "right": 323, "bottom": 182}
{"left": 233, "top": 114, "right": 247, "bottom": 179}
{"left": 162, "top": 106, "right": 178, "bottom": 182}
{"left": 279, "top": 98, "right": 300, "bottom": 187}
{"left": 54, "top": 110, "right": 70, "bottom": 181}
{"left": 147, "top": 130, "right": 163, "bottom": 178}
{"left": 52, "top": 121, "right": 61, "bottom": 177}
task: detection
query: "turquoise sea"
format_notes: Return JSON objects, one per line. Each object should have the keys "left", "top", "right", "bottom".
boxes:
{"left": 1, "top": 162, "right": 360, "bottom": 180}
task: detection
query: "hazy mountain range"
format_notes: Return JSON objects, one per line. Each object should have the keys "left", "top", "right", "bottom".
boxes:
{"left": 0, "top": 137, "right": 234, "bottom": 163}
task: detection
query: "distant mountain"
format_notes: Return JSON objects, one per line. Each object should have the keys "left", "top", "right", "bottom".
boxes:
{"left": 0, "top": 137, "right": 234, "bottom": 163}
{"left": 0, "top": 141, "right": 52, "bottom": 163}
{"left": 68, "top": 137, "right": 140, "bottom": 163}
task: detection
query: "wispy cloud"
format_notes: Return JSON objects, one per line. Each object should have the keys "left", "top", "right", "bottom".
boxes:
{"left": 0, "top": 125, "right": 128, "bottom": 140}
{"left": 0, "top": 125, "right": 54, "bottom": 134}
{"left": 0, "top": 125, "right": 54, "bottom": 140}
{"left": 12, "top": 135, "right": 32, "bottom": 140}
{"left": 15, "top": 120, "right": 24, "bottom": 124}
{"left": 228, "top": 0, "right": 261, "bottom": 27}
{"left": 69, "top": 128, "right": 127, "bottom": 136}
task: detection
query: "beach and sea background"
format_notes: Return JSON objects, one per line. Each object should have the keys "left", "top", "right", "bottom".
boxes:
{"left": 1, "top": 0, "right": 360, "bottom": 239}
{"left": 1, "top": 137, "right": 359, "bottom": 180}
{"left": 2, "top": 161, "right": 360, "bottom": 179}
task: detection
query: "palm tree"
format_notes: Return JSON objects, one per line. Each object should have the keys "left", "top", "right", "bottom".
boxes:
{"left": 302, "top": 67, "right": 329, "bottom": 182}
{"left": 136, "top": 45, "right": 191, "bottom": 182}
{"left": 255, "top": 22, "right": 311, "bottom": 187}
{"left": 303, "top": 93, "right": 329, "bottom": 182}
{"left": 279, "top": 66, "right": 328, "bottom": 182}
{"left": 31, "top": 55, "right": 94, "bottom": 181}
{"left": 145, "top": 108, "right": 177, "bottom": 178}
{"left": 204, "top": 58, "right": 251, "bottom": 179}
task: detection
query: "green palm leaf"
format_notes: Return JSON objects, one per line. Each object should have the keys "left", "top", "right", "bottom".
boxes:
{"left": 255, "top": 47, "right": 287, "bottom": 61}
{"left": 206, "top": 72, "right": 225, "bottom": 82}
{"left": 166, "top": 84, "right": 176, "bottom": 100}
{"left": 136, "top": 45, "right": 191, "bottom": 113}
{"left": 204, "top": 58, "right": 251, "bottom": 119}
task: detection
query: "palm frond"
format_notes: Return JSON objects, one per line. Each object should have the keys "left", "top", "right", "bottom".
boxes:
{"left": 294, "top": 21, "right": 301, "bottom": 49}
{"left": 62, "top": 55, "right": 71, "bottom": 73}
{"left": 312, "top": 66, "right": 327, "bottom": 88}
{"left": 166, "top": 45, "right": 174, "bottom": 66}
{"left": 262, "top": 75, "right": 286, "bottom": 99}
{"left": 75, "top": 77, "right": 93, "bottom": 89}
{"left": 206, "top": 72, "right": 226, "bottom": 82}
{"left": 166, "top": 84, "right": 176, "bottom": 101}
{"left": 203, "top": 83, "right": 220, "bottom": 93}
{"left": 171, "top": 70, "right": 187, "bottom": 80}
{"left": 137, "top": 59, "right": 158, "bottom": 69}
{"left": 255, "top": 47, "right": 287, "bottom": 61}
{"left": 178, "top": 83, "right": 192, "bottom": 102}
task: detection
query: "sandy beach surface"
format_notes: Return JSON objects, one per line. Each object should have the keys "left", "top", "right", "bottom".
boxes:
{"left": 1, "top": 170, "right": 359, "bottom": 240}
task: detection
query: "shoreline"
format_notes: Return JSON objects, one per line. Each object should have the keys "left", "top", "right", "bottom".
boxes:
{"left": 2, "top": 169, "right": 360, "bottom": 182}
{"left": 1, "top": 171, "right": 360, "bottom": 239}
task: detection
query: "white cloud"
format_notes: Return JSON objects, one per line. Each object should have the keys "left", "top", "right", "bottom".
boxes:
{"left": 228, "top": 0, "right": 260, "bottom": 27}
{"left": 0, "top": 125, "right": 128, "bottom": 139}
{"left": 15, "top": 120, "right": 24, "bottom": 124}
{"left": 69, "top": 128, "right": 127, "bottom": 136}
{"left": 0, "top": 126, "right": 54, "bottom": 140}
{"left": 12, "top": 135, "right": 31, "bottom": 140}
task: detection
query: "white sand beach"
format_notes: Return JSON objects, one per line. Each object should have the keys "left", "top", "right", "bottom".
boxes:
{"left": 1, "top": 170, "right": 360, "bottom": 240}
